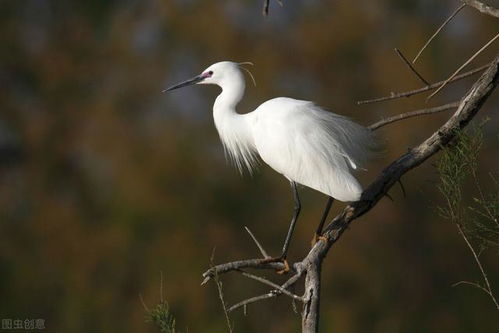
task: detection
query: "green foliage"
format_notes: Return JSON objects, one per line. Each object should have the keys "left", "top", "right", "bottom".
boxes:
{"left": 437, "top": 125, "right": 499, "bottom": 252}
{"left": 145, "top": 300, "right": 177, "bottom": 333}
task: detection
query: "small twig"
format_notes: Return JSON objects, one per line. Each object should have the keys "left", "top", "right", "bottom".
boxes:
{"left": 244, "top": 226, "right": 270, "bottom": 258}
{"left": 453, "top": 280, "right": 493, "bottom": 296}
{"left": 427, "top": 33, "right": 499, "bottom": 100}
{"left": 413, "top": 3, "right": 467, "bottom": 64}
{"left": 139, "top": 294, "right": 150, "bottom": 312}
{"left": 368, "top": 101, "right": 459, "bottom": 130}
{"left": 397, "top": 179, "right": 407, "bottom": 198}
{"left": 357, "top": 63, "right": 490, "bottom": 105}
{"left": 395, "top": 48, "right": 429, "bottom": 85}
{"left": 237, "top": 270, "right": 304, "bottom": 302}
{"left": 211, "top": 250, "right": 234, "bottom": 333}
{"left": 229, "top": 293, "right": 275, "bottom": 312}
{"left": 456, "top": 224, "right": 499, "bottom": 309}
{"left": 228, "top": 272, "right": 303, "bottom": 312}
{"left": 263, "top": 0, "right": 270, "bottom": 15}
{"left": 160, "top": 271, "right": 164, "bottom": 302}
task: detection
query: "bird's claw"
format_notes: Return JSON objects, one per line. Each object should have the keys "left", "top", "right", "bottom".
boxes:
{"left": 263, "top": 256, "right": 290, "bottom": 274}
{"left": 276, "top": 258, "right": 290, "bottom": 275}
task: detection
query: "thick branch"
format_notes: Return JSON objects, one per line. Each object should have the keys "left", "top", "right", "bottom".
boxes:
{"left": 301, "top": 258, "right": 321, "bottom": 332}
{"left": 202, "top": 258, "right": 290, "bottom": 284}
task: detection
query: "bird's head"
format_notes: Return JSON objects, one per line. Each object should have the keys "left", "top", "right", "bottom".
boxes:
{"left": 164, "top": 61, "right": 254, "bottom": 92}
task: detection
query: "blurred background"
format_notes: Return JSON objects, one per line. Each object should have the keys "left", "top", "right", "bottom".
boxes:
{"left": 0, "top": 0, "right": 498, "bottom": 332}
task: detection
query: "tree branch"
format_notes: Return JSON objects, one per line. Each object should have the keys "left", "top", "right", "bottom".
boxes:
{"left": 228, "top": 272, "right": 303, "bottom": 312}
{"left": 238, "top": 270, "right": 305, "bottom": 302}
{"left": 245, "top": 226, "right": 270, "bottom": 258}
{"left": 368, "top": 101, "right": 460, "bottom": 130}
{"left": 413, "top": 3, "right": 467, "bottom": 63}
{"left": 427, "top": 33, "right": 499, "bottom": 100}
{"left": 202, "top": 258, "right": 291, "bottom": 285}
{"left": 356, "top": 63, "right": 490, "bottom": 105}
{"left": 394, "top": 48, "right": 429, "bottom": 85}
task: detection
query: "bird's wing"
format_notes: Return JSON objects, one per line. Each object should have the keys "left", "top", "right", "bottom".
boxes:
{"left": 248, "top": 98, "right": 374, "bottom": 202}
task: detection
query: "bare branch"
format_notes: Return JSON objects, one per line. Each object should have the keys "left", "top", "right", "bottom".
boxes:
{"left": 413, "top": 3, "right": 467, "bottom": 64}
{"left": 427, "top": 33, "right": 499, "bottom": 100}
{"left": 368, "top": 101, "right": 459, "bottom": 130}
{"left": 229, "top": 271, "right": 303, "bottom": 312}
{"left": 394, "top": 48, "right": 429, "bottom": 85}
{"left": 453, "top": 281, "right": 494, "bottom": 296}
{"left": 237, "top": 270, "right": 305, "bottom": 302}
{"left": 245, "top": 226, "right": 270, "bottom": 258}
{"left": 463, "top": 0, "right": 499, "bottom": 18}
{"left": 201, "top": 258, "right": 290, "bottom": 285}
{"left": 210, "top": 251, "right": 234, "bottom": 332}
{"left": 356, "top": 63, "right": 490, "bottom": 105}
{"left": 230, "top": 293, "right": 276, "bottom": 312}
{"left": 214, "top": 272, "right": 233, "bottom": 332}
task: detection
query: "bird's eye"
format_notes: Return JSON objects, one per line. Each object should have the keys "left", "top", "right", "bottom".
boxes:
{"left": 208, "top": 71, "right": 213, "bottom": 76}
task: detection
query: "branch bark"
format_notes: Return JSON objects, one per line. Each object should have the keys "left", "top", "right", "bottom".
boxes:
{"left": 463, "top": 0, "right": 499, "bottom": 18}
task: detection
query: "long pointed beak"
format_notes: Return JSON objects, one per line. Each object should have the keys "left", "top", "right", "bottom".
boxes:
{"left": 163, "top": 74, "right": 205, "bottom": 92}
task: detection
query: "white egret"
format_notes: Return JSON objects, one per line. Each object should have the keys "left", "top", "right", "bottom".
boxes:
{"left": 165, "top": 61, "right": 376, "bottom": 272}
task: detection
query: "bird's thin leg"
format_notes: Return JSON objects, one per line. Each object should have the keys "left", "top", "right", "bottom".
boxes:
{"left": 280, "top": 181, "right": 301, "bottom": 262}
{"left": 311, "top": 197, "right": 334, "bottom": 246}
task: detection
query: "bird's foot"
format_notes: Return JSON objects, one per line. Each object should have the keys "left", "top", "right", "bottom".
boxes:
{"left": 311, "top": 233, "right": 328, "bottom": 247}
{"left": 263, "top": 256, "right": 290, "bottom": 274}
{"left": 276, "top": 258, "right": 290, "bottom": 275}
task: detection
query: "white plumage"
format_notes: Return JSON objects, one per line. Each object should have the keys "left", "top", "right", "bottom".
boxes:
{"left": 247, "top": 97, "right": 374, "bottom": 201}
{"left": 179, "top": 61, "right": 376, "bottom": 202}
{"left": 165, "top": 60, "right": 376, "bottom": 262}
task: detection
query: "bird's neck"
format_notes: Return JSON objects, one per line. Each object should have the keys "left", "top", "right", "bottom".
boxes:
{"left": 214, "top": 78, "right": 245, "bottom": 112}
{"left": 212, "top": 80, "right": 257, "bottom": 173}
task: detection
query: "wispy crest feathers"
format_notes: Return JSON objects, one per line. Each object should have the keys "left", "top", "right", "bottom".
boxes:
{"left": 238, "top": 62, "right": 257, "bottom": 87}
